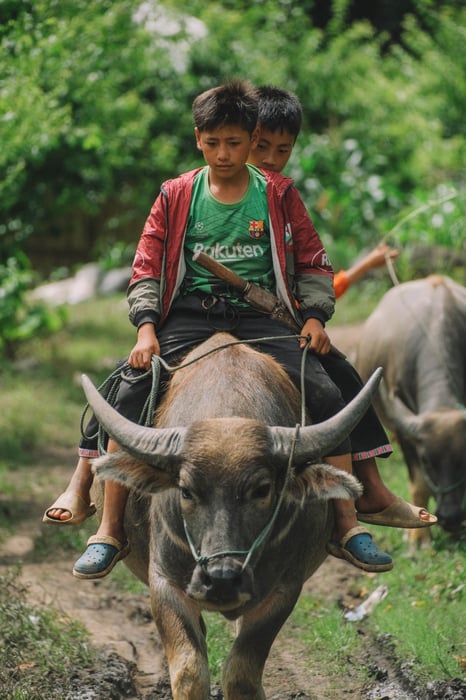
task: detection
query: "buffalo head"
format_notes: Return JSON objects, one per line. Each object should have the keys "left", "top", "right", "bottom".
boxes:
{"left": 379, "top": 385, "right": 466, "bottom": 533}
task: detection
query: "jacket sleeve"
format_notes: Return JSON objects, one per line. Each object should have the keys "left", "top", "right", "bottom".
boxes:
{"left": 130, "top": 192, "right": 167, "bottom": 285}
{"left": 127, "top": 278, "right": 161, "bottom": 329}
{"left": 286, "top": 187, "right": 335, "bottom": 323}
{"left": 127, "top": 190, "right": 167, "bottom": 329}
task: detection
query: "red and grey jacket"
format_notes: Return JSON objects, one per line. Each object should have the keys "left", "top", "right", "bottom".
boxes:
{"left": 127, "top": 167, "right": 335, "bottom": 330}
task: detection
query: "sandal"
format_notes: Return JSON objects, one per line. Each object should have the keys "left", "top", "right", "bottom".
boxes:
{"left": 72, "top": 535, "right": 130, "bottom": 580}
{"left": 42, "top": 491, "right": 96, "bottom": 526}
{"left": 357, "top": 496, "right": 437, "bottom": 529}
{"left": 326, "top": 526, "right": 393, "bottom": 573}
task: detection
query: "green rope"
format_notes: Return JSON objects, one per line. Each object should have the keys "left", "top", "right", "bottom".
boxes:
{"left": 80, "top": 355, "right": 163, "bottom": 456}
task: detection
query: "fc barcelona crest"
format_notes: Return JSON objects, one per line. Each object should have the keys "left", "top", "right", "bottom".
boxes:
{"left": 249, "top": 220, "right": 265, "bottom": 239}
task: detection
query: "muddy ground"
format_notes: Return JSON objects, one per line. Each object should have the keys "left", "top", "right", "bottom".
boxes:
{"left": 1, "top": 325, "right": 464, "bottom": 699}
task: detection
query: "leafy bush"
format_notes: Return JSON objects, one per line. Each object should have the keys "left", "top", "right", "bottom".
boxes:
{"left": 0, "top": 252, "right": 66, "bottom": 361}
{"left": 0, "top": 0, "right": 192, "bottom": 264}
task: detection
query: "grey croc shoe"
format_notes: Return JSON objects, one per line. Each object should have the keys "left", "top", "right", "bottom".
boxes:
{"left": 73, "top": 535, "right": 130, "bottom": 579}
{"left": 326, "top": 526, "right": 393, "bottom": 573}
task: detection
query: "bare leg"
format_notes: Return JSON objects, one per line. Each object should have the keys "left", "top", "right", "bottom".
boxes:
{"left": 354, "top": 457, "right": 394, "bottom": 514}
{"left": 325, "top": 454, "right": 393, "bottom": 571}
{"left": 72, "top": 438, "right": 130, "bottom": 579}
{"left": 45, "top": 456, "right": 94, "bottom": 521}
{"left": 93, "top": 438, "right": 129, "bottom": 544}
{"left": 325, "top": 454, "right": 359, "bottom": 541}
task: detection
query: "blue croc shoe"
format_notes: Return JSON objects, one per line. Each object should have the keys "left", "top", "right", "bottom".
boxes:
{"left": 326, "top": 526, "right": 393, "bottom": 573}
{"left": 73, "top": 534, "right": 130, "bottom": 580}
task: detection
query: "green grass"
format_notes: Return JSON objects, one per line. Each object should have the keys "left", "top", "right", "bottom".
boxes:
{"left": 0, "top": 294, "right": 131, "bottom": 462}
{"left": 205, "top": 613, "right": 235, "bottom": 681}
{"left": 285, "top": 447, "right": 465, "bottom": 688}
{"left": 361, "top": 449, "right": 466, "bottom": 684}
{"left": 285, "top": 596, "right": 369, "bottom": 694}
{"left": 0, "top": 567, "right": 97, "bottom": 699}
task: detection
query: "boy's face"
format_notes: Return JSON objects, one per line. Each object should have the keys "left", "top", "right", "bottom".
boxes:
{"left": 195, "top": 125, "right": 259, "bottom": 181}
{"left": 248, "top": 127, "right": 295, "bottom": 173}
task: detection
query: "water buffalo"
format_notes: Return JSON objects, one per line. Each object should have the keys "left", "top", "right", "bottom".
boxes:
{"left": 83, "top": 332, "right": 381, "bottom": 700}
{"left": 355, "top": 275, "right": 466, "bottom": 544}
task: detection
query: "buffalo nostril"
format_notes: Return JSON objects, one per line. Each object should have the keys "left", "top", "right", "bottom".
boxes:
{"left": 209, "top": 564, "right": 241, "bottom": 582}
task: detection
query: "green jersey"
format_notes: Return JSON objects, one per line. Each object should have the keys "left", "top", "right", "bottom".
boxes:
{"left": 183, "top": 165, "right": 275, "bottom": 304}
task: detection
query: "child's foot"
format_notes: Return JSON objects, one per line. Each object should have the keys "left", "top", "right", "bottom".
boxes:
{"left": 72, "top": 535, "right": 130, "bottom": 579}
{"left": 43, "top": 491, "right": 95, "bottom": 525}
{"left": 326, "top": 526, "right": 393, "bottom": 572}
{"left": 357, "top": 495, "right": 437, "bottom": 528}
{"left": 355, "top": 484, "right": 394, "bottom": 516}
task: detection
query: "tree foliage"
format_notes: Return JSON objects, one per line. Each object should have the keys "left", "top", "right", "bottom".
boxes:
{"left": 0, "top": 252, "right": 66, "bottom": 360}
{"left": 1, "top": 0, "right": 194, "bottom": 265}
{"left": 1, "top": 0, "right": 464, "bottom": 275}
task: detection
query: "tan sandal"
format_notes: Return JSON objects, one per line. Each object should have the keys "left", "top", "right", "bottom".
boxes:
{"left": 42, "top": 491, "right": 96, "bottom": 526}
{"left": 357, "top": 496, "right": 437, "bottom": 529}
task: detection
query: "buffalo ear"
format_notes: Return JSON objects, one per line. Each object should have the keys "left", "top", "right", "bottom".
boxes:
{"left": 290, "top": 463, "right": 363, "bottom": 502}
{"left": 92, "top": 452, "right": 178, "bottom": 495}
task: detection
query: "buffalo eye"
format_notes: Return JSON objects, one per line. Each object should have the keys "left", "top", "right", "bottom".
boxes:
{"left": 180, "top": 487, "right": 193, "bottom": 500}
{"left": 252, "top": 483, "right": 271, "bottom": 500}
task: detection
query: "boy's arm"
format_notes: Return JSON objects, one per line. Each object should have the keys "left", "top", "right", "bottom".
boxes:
{"left": 127, "top": 277, "right": 162, "bottom": 329}
{"left": 130, "top": 192, "right": 167, "bottom": 286}
{"left": 126, "top": 190, "right": 167, "bottom": 369}
{"left": 280, "top": 186, "right": 335, "bottom": 353}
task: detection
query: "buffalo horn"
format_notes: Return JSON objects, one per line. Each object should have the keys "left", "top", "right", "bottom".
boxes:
{"left": 268, "top": 367, "right": 384, "bottom": 463}
{"left": 81, "top": 374, "right": 186, "bottom": 470}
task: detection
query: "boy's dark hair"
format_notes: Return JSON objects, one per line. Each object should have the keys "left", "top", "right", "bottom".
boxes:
{"left": 256, "top": 85, "right": 302, "bottom": 138}
{"left": 192, "top": 79, "right": 258, "bottom": 134}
